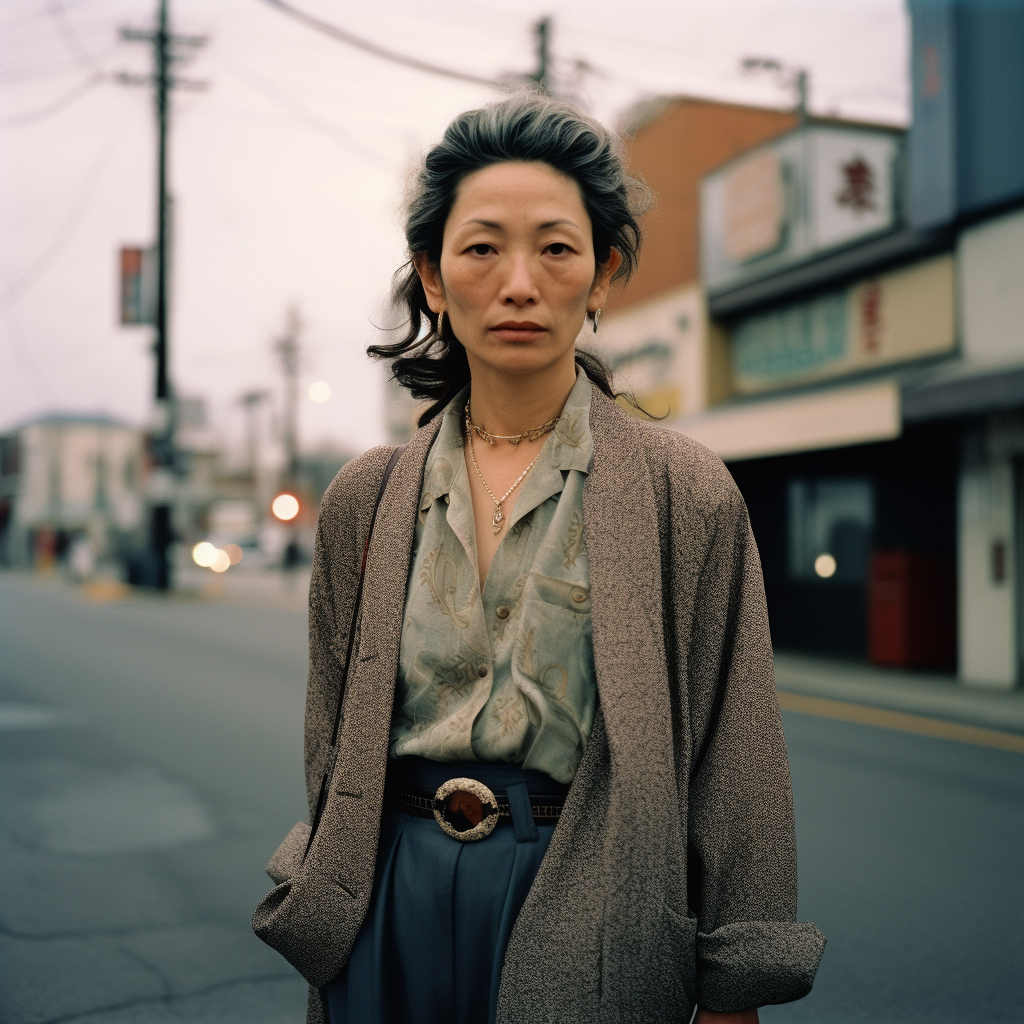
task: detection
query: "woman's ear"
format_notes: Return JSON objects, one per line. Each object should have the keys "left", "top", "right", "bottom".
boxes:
{"left": 413, "top": 253, "right": 445, "bottom": 313}
{"left": 588, "top": 248, "right": 623, "bottom": 312}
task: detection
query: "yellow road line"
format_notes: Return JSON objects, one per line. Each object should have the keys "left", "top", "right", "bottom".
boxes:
{"left": 777, "top": 691, "right": 1024, "bottom": 754}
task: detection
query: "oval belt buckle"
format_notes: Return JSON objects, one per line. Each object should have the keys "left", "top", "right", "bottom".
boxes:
{"left": 433, "top": 778, "right": 499, "bottom": 841}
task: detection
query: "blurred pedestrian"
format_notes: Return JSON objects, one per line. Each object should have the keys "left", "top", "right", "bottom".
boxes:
{"left": 254, "top": 95, "right": 824, "bottom": 1024}
{"left": 69, "top": 535, "right": 95, "bottom": 580}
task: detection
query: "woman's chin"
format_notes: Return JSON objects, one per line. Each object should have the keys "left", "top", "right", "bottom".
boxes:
{"left": 469, "top": 344, "right": 576, "bottom": 379}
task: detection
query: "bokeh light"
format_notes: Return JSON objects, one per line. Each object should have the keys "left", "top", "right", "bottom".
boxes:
{"left": 272, "top": 493, "right": 300, "bottom": 521}
{"left": 814, "top": 553, "right": 838, "bottom": 578}
{"left": 223, "top": 543, "right": 243, "bottom": 565}
{"left": 308, "top": 381, "right": 332, "bottom": 403}
{"left": 192, "top": 541, "right": 218, "bottom": 568}
{"left": 210, "top": 549, "right": 231, "bottom": 573}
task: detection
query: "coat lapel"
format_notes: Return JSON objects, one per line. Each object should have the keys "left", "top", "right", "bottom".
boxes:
{"left": 580, "top": 388, "right": 672, "bottom": 774}
{"left": 499, "top": 387, "right": 677, "bottom": 1012}
{"left": 357, "top": 418, "right": 442, "bottom": 709}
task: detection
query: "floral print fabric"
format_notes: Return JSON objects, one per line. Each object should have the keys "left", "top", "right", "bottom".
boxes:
{"left": 390, "top": 371, "right": 596, "bottom": 784}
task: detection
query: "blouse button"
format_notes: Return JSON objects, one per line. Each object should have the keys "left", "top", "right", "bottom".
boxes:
{"left": 495, "top": 605, "right": 511, "bottom": 619}
{"left": 571, "top": 588, "right": 587, "bottom": 603}
{"left": 477, "top": 665, "right": 489, "bottom": 678}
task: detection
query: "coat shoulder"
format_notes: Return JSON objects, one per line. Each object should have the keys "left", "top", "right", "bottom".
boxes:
{"left": 629, "top": 417, "right": 743, "bottom": 514}
{"left": 319, "top": 445, "right": 396, "bottom": 521}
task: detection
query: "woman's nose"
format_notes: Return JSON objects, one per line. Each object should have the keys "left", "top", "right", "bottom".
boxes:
{"left": 500, "top": 254, "right": 539, "bottom": 305}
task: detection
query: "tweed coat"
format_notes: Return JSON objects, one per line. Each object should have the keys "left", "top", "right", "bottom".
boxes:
{"left": 252, "top": 383, "right": 826, "bottom": 1023}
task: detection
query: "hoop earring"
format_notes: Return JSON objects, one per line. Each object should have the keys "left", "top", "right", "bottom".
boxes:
{"left": 592, "top": 307, "right": 602, "bottom": 333}
{"left": 436, "top": 311, "right": 445, "bottom": 338}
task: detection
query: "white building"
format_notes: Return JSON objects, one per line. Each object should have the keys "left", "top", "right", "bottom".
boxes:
{"left": 1, "top": 415, "right": 145, "bottom": 568}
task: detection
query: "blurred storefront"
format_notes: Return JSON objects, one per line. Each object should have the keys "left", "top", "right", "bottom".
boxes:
{"left": 596, "top": 96, "right": 799, "bottom": 419}
{"left": 651, "top": 0, "right": 1024, "bottom": 688}
{"left": 0, "top": 415, "right": 146, "bottom": 572}
{"left": 604, "top": 2, "right": 1024, "bottom": 688}
{"left": 0, "top": 397, "right": 329, "bottom": 580}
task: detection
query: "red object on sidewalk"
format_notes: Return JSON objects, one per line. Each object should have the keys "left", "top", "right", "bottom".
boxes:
{"left": 868, "top": 551, "right": 956, "bottom": 670}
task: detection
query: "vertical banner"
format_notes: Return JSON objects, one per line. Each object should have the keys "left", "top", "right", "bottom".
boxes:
{"left": 119, "top": 246, "right": 157, "bottom": 325}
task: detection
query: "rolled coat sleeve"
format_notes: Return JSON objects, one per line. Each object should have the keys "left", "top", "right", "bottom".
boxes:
{"left": 683, "top": 479, "right": 825, "bottom": 1012}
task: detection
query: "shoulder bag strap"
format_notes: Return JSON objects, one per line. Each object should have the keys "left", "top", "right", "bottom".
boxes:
{"left": 328, "top": 442, "right": 408, "bottom": 746}
{"left": 304, "top": 442, "right": 408, "bottom": 860}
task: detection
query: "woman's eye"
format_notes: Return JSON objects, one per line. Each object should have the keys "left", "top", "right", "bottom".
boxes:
{"left": 468, "top": 243, "right": 492, "bottom": 256}
{"left": 546, "top": 243, "right": 571, "bottom": 255}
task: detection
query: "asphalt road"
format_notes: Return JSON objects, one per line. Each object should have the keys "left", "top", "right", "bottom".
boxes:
{"left": 1, "top": 572, "right": 1022, "bottom": 1024}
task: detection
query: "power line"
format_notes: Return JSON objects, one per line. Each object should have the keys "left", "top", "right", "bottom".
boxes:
{"left": 0, "top": 71, "right": 105, "bottom": 127}
{"left": 0, "top": 0, "right": 88, "bottom": 34}
{"left": 1, "top": 305, "right": 59, "bottom": 405}
{"left": 256, "top": 0, "right": 504, "bottom": 89}
{"left": 0, "top": 40, "right": 120, "bottom": 84}
{"left": 49, "top": 0, "right": 103, "bottom": 72}
{"left": 213, "top": 53, "right": 393, "bottom": 169}
{"left": 0, "top": 119, "right": 130, "bottom": 310}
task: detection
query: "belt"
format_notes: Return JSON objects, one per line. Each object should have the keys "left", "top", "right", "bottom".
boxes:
{"left": 386, "top": 777, "right": 565, "bottom": 842}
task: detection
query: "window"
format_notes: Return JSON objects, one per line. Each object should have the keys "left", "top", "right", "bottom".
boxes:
{"left": 788, "top": 477, "right": 874, "bottom": 582}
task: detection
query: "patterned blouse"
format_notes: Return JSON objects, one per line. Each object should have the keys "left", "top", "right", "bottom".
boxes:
{"left": 389, "top": 370, "right": 596, "bottom": 784}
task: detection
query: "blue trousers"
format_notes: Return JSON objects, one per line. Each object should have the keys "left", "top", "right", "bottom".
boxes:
{"left": 325, "top": 757, "right": 568, "bottom": 1024}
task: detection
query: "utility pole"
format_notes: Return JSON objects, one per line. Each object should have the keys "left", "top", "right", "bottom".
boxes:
{"left": 274, "top": 306, "right": 301, "bottom": 486}
{"left": 119, "top": 1, "right": 205, "bottom": 589}
{"left": 240, "top": 390, "right": 270, "bottom": 485}
{"left": 153, "top": 0, "right": 169, "bottom": 404}
{"left": 529, "top": 17, "right": 552, "bottom": 95}
{"left": 273, "top": 307, "right": 302, "bottom": 570}
{"left": 741, "top": 56, "right": 810, "bottom": 124}
{"left": 240, "top": 389, "right": 269, "bottom": 528}
{"left": 795, "top": 69, "right": 809, "bottom": 126}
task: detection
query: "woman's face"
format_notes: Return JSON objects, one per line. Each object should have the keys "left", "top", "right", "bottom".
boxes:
{"left": 415, "top": 160, "right": 620, "bottom": 381}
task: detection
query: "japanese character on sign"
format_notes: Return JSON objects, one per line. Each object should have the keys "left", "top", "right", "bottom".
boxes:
{"left": 837, "top": 157, "right": 876, "bottom": 213}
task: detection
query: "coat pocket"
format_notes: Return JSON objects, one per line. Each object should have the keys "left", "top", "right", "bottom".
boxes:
{"left": 265, "top": 821, "right": 312, "bottom": 885}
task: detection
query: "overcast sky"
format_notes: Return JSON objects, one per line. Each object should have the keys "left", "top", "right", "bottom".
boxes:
{"left": 0, "top": 0, "right": 908, "bottom": 455}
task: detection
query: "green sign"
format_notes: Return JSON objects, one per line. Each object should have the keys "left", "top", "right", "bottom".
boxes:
{"left": 733, "top": 290, "right": 848, "bottom": 390}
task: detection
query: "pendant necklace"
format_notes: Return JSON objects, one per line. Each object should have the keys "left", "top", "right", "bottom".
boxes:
{"left": 464, "top": 404, "right": 549, "bottom": 534}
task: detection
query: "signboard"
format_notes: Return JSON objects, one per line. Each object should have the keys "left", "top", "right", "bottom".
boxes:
{"left": 731, "top": 254, "right": 955, "bottom": 394}
{"left": 596, "top": 284, "right": 706, "bottom": 420}
{"left": 119, "top": 246, "right": 157, "bottom": 326}
{"left": 724, "top": 148, "right": 785, "bottom": 263}
{"left": 812, "top": 130, "right": 898, "bottom": 250}
{"left": 701, "top": 125, "right": 902, "bottom": 295}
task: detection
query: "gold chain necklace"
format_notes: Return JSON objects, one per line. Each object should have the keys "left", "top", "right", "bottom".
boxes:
{"left": 464, "top": 404, "right": 545, "bottom": 534}
{"left": 466, "top": 408, "right": 560, "bottom": 446}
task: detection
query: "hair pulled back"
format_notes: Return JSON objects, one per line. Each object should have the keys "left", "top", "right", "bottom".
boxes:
{"left": 368, "top": 94, "right": 650, "bottom": 426}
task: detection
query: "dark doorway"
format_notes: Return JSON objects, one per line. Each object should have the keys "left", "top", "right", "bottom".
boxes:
{"left": 727, "top": 421, "right": 958, "bottom": 661}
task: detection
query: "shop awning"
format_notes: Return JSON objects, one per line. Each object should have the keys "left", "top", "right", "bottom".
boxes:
{"left": 902, "top": 362, "right": 1024, "bottom": 422}
{"left": 676, "top": 379, "right": 901, "bottom": 462}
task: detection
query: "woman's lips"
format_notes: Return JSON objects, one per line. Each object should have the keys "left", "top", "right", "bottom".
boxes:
{"left": 491, "top": 321, "right": 547, "bottom": 342}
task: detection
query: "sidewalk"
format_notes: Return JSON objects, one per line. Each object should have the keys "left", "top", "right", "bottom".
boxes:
{"left": 12, "top": 564, "right": 314, "bottom": 614}
{"left": 174, "top": 563, "right": 311, "bottom": 613}
{"left": 774, "top": 650, "right": 1024, "bottom": 736}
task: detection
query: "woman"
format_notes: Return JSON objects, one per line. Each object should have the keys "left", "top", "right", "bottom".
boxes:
{"left": 254, "top": 95, "right": 825, "bottom": 1024}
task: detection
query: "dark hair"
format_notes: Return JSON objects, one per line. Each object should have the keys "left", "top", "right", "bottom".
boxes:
{"left": 368, "top": 94, "right": 651, "bottom": 426}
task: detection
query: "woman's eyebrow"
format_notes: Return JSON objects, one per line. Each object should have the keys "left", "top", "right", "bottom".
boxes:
{"left": 459, "top": 218, "right": 581, "bottom": 230}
